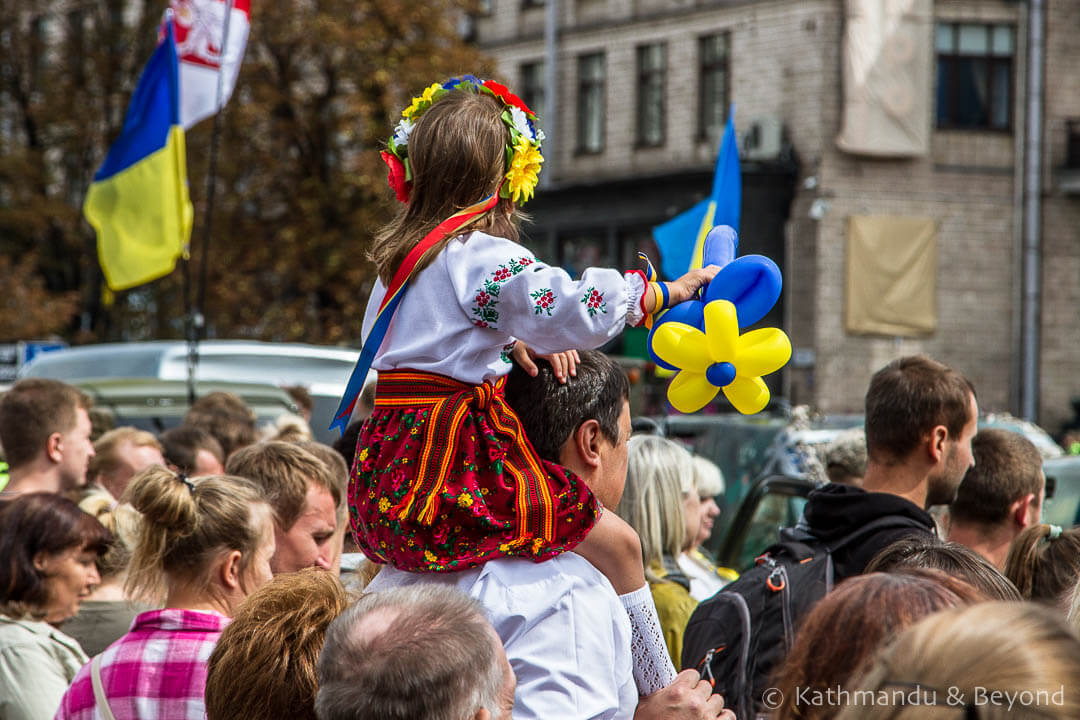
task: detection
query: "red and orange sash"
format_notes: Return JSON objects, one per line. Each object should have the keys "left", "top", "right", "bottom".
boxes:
{"left": 374, "top": 370, "right": 555, "bottom": 546}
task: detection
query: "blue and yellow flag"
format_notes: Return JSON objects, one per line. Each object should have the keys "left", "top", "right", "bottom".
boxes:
{"left": 652, "top": 106, "right": 741, "bottom": 279}
{"left": 84, "top": 20, "right": 193, "bottom": 292}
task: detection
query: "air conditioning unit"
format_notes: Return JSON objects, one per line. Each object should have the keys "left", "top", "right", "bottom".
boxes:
{"left": 742, "top": 115, "right": 784, "bottom": 161}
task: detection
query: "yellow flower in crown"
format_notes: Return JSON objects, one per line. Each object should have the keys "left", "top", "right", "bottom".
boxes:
{"left": 402, "top": 82, "right": 444, "bottom": 119}
{"left": 382, "top": 76, "right": 545, "bottom": 206}
{"left": 505, "top": 135, "right": 543, "bottom": 204}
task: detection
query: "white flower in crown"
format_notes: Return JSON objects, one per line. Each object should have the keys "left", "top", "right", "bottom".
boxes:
{"left": 535, "top": 127, "right": 546, "bottom": 143}
{"left": 393, "top": 117, "right": 414, "bottom": 147}
{"left": 508, "top": 106, "right": 536, "bottom": 143}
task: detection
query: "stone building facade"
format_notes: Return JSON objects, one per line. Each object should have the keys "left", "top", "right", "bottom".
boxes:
{"left": 472, "top": 0, "right": 1080, "bottom": 433}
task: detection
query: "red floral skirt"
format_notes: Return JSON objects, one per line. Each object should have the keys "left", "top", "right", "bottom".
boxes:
{"left": 348, "top": 370, "right": 600, "bottom": 572}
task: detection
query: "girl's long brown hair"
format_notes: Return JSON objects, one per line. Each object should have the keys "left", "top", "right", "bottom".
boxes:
{"left": 369, "top": 89, "right": 522, "bottom": 285}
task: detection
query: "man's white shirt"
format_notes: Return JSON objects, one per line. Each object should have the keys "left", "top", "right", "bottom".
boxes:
{"left": 366, "top": 554, "right": 638, "bottom": 719}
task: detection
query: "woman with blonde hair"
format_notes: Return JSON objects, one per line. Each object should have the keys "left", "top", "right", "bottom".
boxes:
{"left": 677, "top": 455, "right": 736, "bottom": 600}
{"left": 615, "top": 435, "right": 699, "bottom": 668}
{"left": 62, "top": 493, "right": 151, "bottom": 656}
{"left": 836, "top": 602, "right": 1080, "bottom": 719}
{"left": 57, "top": 468, "right": 276, "bottom": 720}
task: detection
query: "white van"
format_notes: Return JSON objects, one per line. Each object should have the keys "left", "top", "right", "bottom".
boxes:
{"left": 19, "top": 340, "right": 369, "bottom": 443}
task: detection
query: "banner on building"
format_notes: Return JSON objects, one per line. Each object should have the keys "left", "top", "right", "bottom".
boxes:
{"left": 836, "top": 0, "right": 933, "bottom": 157}
{"left": 845, "top": 215, "right": 936, "bottom": 336}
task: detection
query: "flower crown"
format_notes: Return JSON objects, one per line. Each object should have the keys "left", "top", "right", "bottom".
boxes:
{"left": 380, "top": 75, "right": 545, "bottom": 206}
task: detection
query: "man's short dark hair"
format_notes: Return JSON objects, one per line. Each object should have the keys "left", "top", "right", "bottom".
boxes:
{"left": 864, "top": 355, "right": 975, "bottom": 463}
{"left": 950, "top": 429, "right": 1044, "bottom": 527}
{"left": 184, "top": 392, "right": 257, "bottom": 459}
{"left": 316, "top": 585, "right": 503, "bottom": 720}
{"left": 159, "top": 425, "right": 225, "bottom": 474}
{"left": 0, "top": 379, "right": 91, "bottom": 469}
{"left": 504, "top": 350, "right": 629, "bottom": 463}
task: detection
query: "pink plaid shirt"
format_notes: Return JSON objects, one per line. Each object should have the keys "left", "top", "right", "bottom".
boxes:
{"left": 56, "top": 609, "right": 229, "bottom": 720}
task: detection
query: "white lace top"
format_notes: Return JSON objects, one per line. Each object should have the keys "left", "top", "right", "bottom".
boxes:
{"left": 362, "top": 231, "right": 648, "bottom": 384}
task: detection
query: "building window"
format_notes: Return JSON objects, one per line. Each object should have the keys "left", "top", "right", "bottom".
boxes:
{"left": 577, "top": 52, "right": 605, "bottom": 153}
{"left": 636, "top": 43, "right": 666, "bottom": 147}
{"left": 698, "top": 33, "right": 729, "bottom": 139}
{"left": 936, "top": 23, "right": 1014, "bottom": 131}
{"left": 522, "top": 0, "right": 545, "bottom": 8}
{"left": 520, "top": 61, "right": 546, "bottom": 125}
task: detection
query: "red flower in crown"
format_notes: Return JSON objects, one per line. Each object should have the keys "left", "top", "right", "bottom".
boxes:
{"left": 380, "top": 151, "right": 410, "bottom": 203}
{"left": 482, "top": 80, "right": 535, "bottom": 118}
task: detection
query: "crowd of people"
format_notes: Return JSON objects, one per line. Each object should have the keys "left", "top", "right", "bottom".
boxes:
{"left": 2, "top": 76, "right": 1080, "bottom": 720}
{"left": 1, "top": 350, "right": 1079, "bottom": 720}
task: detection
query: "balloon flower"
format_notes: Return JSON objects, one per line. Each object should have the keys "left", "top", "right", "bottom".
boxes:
{"left": 644, "top": 225, "right": 792, "bottom": 414}
{"left": 652, "top": 299, "right": 791, "bottom": 414}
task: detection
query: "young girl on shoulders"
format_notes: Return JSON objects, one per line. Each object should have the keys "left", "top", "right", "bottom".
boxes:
{"left": 338, "top": 78, "right": 717, "bottom": 694}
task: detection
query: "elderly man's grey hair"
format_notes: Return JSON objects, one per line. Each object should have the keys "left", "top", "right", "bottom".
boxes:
{"left": 316, "top": 584, "right": 504, "bottom": 720}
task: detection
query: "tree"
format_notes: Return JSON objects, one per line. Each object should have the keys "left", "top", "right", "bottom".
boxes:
{"left": 0, "top": 0, "right": 162, "bottom": 341}
{"left": 0, "top": 0, "right": 492, "bottom": 344}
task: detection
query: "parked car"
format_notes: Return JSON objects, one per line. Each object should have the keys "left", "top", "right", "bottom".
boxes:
{"left": 19, "top": 340, "right": 369, "bottom": 443}
{"left": 74, "top": 378, "right": 300, "bottom": 436}
{"left": 1041, "top": 455, "right": 1080, "bottom": 529}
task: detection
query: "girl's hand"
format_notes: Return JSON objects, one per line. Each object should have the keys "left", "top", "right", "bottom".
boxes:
{"left": 647, "top": 265, "right": 723, "bottom": 312}
{"left": 511, "top": 342, "right": 579, "bottom": 384}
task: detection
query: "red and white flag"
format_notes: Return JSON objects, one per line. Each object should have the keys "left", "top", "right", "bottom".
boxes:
{"left": 169, "top": 0, "right": 251, "bottom": 129}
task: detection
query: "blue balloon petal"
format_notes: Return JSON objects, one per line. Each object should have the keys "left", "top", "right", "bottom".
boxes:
{"left": 701, "top": 225, "right": 738, "bottom": 271}
{"left": 702, "top": 255, "right": 782, "bottom": 328}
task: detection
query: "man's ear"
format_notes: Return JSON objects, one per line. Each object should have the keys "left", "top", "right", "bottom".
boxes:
{"left": 219, "top": 549, "right": 244, "bottom": 591}
{"left": 928, "top": 425, "right": 948, "bottom": 463}
{"left": 46, "top": 432, "right": 64, "bottom": 464}
{"left": 1011, "top": 493, "right": 1036, "bottom": 529}
{"left": 572, "top": 419, "right": 604, "bottom": 470}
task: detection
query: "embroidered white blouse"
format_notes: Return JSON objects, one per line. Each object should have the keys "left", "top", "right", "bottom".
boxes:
{"left": 362, "top": 231, "right": 648, "bottom": 384}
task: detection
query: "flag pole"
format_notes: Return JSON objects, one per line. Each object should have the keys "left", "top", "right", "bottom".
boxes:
{"left": 186, "top": 0, "right": 236, "bottom": 406}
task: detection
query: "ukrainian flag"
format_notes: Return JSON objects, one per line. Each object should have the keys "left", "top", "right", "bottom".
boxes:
{"left": 84, "top": 20, "right": 193, "bottom": 291}
{"left": 652, "top": 106, "right": 741, "bottom": 279}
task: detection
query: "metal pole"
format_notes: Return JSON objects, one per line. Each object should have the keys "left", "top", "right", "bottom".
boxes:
{"left": 187, "top": 0, "right": 236, "bottom": 405}
{"left": 1021, "top": 0, "right": 1044, "bottom": 421}
{"left": 541, "top": 0, "right": 558, "bottom": 189}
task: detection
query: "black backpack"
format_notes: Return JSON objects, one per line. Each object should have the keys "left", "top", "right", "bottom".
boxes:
{"left": 681, "top": 516, "right": 927, "bottom": 720}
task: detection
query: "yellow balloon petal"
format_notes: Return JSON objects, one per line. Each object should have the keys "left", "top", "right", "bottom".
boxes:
{"left": 653, "top": 322, "right": 710, "bottom": 372}
{"left": 668, "top": 371, "right": 720, "bottom": 413}
{"left": 723, "top": 376, "right": 771, "bottom": 415}
{"left": 703, "top": 300, "right": 739, "bottom": 363}
{"left": 733, "top": 328, "right": 792, "bottom": 377}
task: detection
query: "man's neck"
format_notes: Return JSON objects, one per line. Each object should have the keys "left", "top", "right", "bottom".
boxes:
{"left": 860, "top": 461, "right": 929, "bottom": 510}
{"left": 4, "top": 465, "right": 62, "bottom": 495}
{"left": 946, "top": 522, "right": 1013, "bottom": 570}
